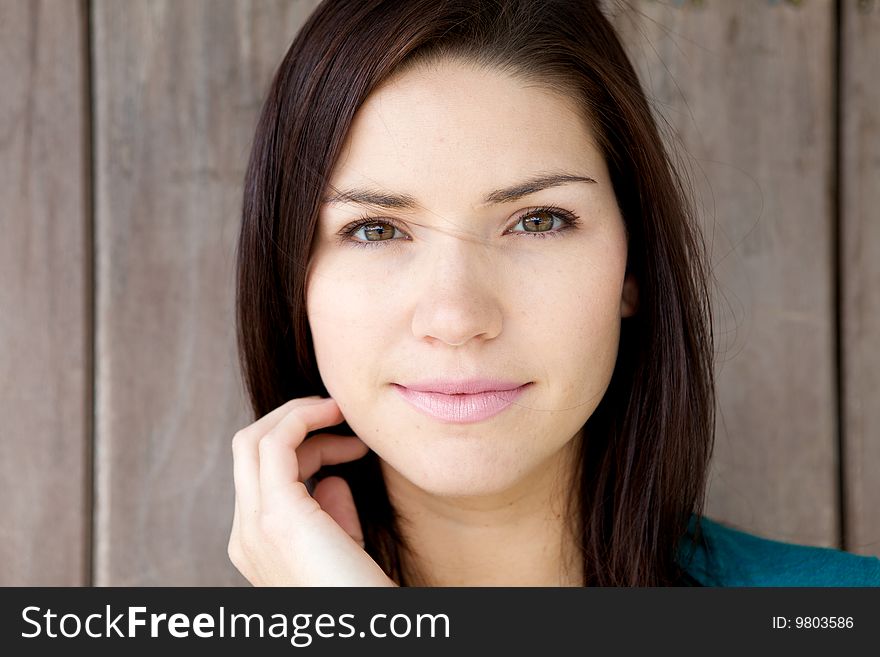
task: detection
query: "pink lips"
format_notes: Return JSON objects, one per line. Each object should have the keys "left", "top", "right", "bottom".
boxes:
{"left": 391, "top": 380, "right": 531, "bottom": 424}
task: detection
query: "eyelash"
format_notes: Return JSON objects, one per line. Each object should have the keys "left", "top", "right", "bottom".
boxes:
{"left": 336, "top": 205, "right": 581, "bottom": 249}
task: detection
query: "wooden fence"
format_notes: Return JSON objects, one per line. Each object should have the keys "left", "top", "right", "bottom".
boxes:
{"left": 1, "top": 0, "right": 877, "bottom": 585}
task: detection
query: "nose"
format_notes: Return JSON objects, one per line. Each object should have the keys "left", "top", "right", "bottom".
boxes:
{"left": 410, "top": 236, "right": 504, "bottom": 347}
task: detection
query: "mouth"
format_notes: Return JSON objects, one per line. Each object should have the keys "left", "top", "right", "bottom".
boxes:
{"left": 390, "top": 382, "right": 532, "bottom": 424}
{"left": 395, "top": 378, "right": 530, "bottom": 395}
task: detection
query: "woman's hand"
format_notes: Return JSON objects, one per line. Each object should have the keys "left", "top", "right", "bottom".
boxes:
{"left": 228, "top": 396, "right": 397, "bottom": 586}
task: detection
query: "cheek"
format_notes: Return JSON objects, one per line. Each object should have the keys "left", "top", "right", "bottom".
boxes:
{"left": 306, "top": 264, "right": 376, "bottom": 390}
{"left": 521, "top": 264, "right": 624, "bottom": 399}
{"left": 306, "top": 255, "right": 407, "bottom": 412}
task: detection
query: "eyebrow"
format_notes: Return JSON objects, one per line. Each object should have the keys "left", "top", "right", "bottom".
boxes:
{"left": 321, "top": 172, "right": 598, "bottom": 210}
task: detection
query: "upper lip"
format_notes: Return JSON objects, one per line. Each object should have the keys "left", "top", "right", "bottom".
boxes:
{"left": 395, "top": 378, "right": 530, "bottom": 395}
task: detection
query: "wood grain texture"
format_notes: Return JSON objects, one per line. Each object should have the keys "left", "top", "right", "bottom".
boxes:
{"left": 608, "top": 0, "right": 839, "bottom": 547}
{"left": 91, "top": 0, "right": 323, "bottom": 585}
{"left": 0, "top": 0, "right": 89, "bottom": 584}
{"left": 841, "top": 0, "right": 880, "bottom": 556}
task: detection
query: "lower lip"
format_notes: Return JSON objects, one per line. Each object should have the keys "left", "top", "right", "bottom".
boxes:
{"left": 391, "top": 383, "right": 530, "bottom": 424}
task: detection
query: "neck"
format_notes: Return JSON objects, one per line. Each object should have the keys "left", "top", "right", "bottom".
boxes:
{"left": 381, "top": 433, "right": 584, "bottom": 587}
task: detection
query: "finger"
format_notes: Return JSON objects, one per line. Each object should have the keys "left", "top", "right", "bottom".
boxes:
{"left": 233, "top": 397, "right": 335, "bottom": 515}
{"left": 313, "top": 476, "right": 365, "bottom": 547}
{"left": 242, "top": 395, "right": 329, "bottom": 441}
{"left": 258, "top": 399, "right": 345, "bottom": 510}
{"left": 297, "top": 433, "right": 370, "bottom": 482}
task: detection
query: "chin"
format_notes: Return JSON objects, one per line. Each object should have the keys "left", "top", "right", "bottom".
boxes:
{"left": 385, "top": 451, "right": 532, "bottom": 499}
{"left": 413, "top": 476, "right": 520, "bottom": 499}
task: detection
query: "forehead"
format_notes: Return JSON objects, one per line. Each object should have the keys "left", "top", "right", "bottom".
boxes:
{"left": 328, "top": 60, "right": 605, "bottom": 206}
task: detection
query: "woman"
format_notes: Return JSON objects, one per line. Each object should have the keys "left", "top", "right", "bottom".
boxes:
{"left": 228, "top": 0, "right": 880, "bottom": 586}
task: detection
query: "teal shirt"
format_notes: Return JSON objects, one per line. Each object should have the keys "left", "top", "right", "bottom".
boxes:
{"left": 678, "top": 516, "right": 880, "bottom": 586}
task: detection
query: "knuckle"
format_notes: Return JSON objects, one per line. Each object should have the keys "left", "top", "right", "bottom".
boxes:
{"left": 257, "top": 433, "right": 279, "bottom": 457}
{"left": 276, "top": 411, "right": 308, "bottom": 440}
{"left": 231, "top": 429, "right": 250, "bottom": 452}
{"left": 259, "top": 421, "right": 302, "bottom": 452}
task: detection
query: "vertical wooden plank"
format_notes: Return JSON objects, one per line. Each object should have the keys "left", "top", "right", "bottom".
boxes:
{"left": 609, "top": 0, "right": 838, "bottom": 546}
{"left": 0, "top": 0, "right": 89, "bottom": 584}
{"left": 841, "top": 0, "right": 880, "bottom": 557}
{"left": 92, "top": 0, "right": 323, "bottom": 585}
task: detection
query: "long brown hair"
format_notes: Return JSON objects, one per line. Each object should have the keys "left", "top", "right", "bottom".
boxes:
{"left": 236, "top": 0, "right": 715, "bottom": 586}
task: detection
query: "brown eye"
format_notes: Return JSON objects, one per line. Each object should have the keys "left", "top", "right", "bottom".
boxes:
{"left": 507, "top": 207, "right": 580, "bottom": 239}
{"left": 520, "top": 210, "right": 556, "bottom": 233}
{"left": 337, "top": 216, "right": 412, "bottom": 249}
{"left": 359, "top": 222, "right": 397, "bottom": 242}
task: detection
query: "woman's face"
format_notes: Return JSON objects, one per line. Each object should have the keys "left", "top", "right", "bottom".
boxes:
{"left": 306, "top": 59, "right": 636, "bottom": 497}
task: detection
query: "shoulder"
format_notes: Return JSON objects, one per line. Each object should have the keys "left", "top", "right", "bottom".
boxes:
{"left": 677, "top": 515, "right": 880, "bottom": 586}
